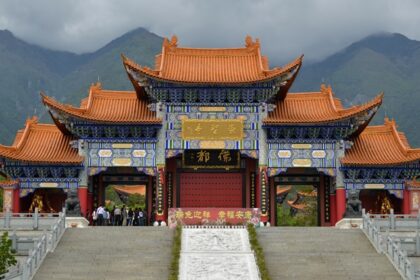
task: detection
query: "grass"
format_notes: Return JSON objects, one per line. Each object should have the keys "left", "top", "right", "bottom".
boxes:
{"left": 168, "top": 225, "right": 182, "bottom": 280}
{"left": 247, "top": 223, "right": 271, "bottom": 280}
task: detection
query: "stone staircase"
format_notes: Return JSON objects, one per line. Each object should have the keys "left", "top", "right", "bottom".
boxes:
{"left": 257, "top": 227, "right": 401, "bottom": 280}
{"left": 33, "top": 227, "right": 173, "bottom": 280}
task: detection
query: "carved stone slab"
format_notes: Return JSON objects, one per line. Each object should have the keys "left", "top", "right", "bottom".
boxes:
{"left": 182, "top": 228, "right": 251, "bottom": 252}
{"left": 180, "top": 228, "right": 260, "bottom": 280}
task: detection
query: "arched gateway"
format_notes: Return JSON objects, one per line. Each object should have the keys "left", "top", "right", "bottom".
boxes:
{"left": 1, "top": 36, "right": 420, "bottom": 226}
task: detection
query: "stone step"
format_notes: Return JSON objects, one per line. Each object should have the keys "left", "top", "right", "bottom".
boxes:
{"left": 34, "top": 227, "right": 173, "bottom": 280}
{"left": 257, "top": 227, "right": 401, "bottom": 280}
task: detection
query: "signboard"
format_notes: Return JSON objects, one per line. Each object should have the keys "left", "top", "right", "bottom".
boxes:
{"left": 168, "top": 208, "right": 261, "bottom": 228}
{"left": 181, "top": 119, "right": 243, "bottom": 140}
{"left": 183, "top": 149, "right": 240, "bottom": 169}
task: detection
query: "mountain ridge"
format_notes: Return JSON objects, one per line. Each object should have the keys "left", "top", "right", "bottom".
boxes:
{"left": 0, "top": 28, "right": 419, "bottom": 146}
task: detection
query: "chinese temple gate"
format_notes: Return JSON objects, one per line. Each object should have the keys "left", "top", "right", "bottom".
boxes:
{"left": 1, "top": 35, "right": 420, "bottom": 226}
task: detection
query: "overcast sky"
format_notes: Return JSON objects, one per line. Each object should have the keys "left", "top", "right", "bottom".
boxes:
{"left": 1, "top": 0, "right": 420, "bottom": 62}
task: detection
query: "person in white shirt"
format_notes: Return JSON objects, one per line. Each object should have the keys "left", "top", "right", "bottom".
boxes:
{"left": 96, "top": 205, "right": 105, "bottom": 226}
{"left": 92, "top": 209, "right": 97, "bottom": 226}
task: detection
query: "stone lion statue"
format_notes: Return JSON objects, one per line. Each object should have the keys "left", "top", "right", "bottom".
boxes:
{"left": 345, "top": 191, "right": 362, "bottom": 218}
{"left": 65, "top": 189, "right": 81, "bottom": 216}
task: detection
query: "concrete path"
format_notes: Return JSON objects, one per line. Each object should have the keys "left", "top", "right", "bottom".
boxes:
{"left": 179, "top": 227, "right": 260, "bottom": 280}
{"left": 34, "top": 227, "right": 173, "bottom": 280}
{"left": 257, "top": 227, "right": 401, "bottom": 280}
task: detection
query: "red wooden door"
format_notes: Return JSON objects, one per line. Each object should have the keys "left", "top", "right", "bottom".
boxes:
{"left": 179, "top": 173, "right": 243, "bottom": 207}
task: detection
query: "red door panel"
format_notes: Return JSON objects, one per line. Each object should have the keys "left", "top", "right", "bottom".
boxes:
{"left": 180, "top": 173, "right": 243, "bottom": 207}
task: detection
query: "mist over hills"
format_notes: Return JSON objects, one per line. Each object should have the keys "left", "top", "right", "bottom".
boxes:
{"left": 0, "top": 28, "right": 419, "bottom": 146}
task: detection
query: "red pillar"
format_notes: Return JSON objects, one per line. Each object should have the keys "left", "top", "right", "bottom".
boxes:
{"left": 330, "top": 193, "right": 337, "bottom": 226}
{"left": 403, "top": 189, "right": 411, "bottom": 214}
{"left": 255, "top": 172, "right": 261, "bottom": 209}
{"left": 87, "top": 192, "right": 93, "bottom": 222}
{"left": 269, "top": 177, "right": 276, "bottom": 225}
{"left": 336, "top": 188, "right": 346, "bottom": 221}
{"left": 78, "top": 187, "right": 88, "bottom": 218}
{"left": 12, "top": 187, "right": 20, "bottom": 213}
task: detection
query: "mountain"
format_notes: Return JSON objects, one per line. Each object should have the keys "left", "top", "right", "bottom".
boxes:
{"left": 0, "top": 29, "right": 419, "bottom": 146}
{"left": 0, "top": 28, "right": 162, "bottom": 144}
{"left": 293, "top": 32, "right": 420, "bottom": 146}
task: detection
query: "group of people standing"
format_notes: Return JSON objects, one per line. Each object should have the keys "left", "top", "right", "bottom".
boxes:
{"left": 92, "top": 205, "right": 148, "bottom": 226}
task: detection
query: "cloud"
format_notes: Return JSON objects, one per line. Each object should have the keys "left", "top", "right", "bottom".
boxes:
{"left": 1, "top": 0, "right": 420, "bottom": 62}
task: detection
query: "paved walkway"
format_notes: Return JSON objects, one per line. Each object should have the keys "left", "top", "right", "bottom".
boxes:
{"left": 257, "top": 227, "right": 401, "bottom": 280}
{"left": 34, "top": 227, "right": 173, "bottom": 280}
{"left": 179, "top": 227, "right": 260, "bottom": 280}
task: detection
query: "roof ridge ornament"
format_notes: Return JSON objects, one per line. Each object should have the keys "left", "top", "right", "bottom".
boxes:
{"left": 245, "top": 35, "right": 260, "bottom": 49}
{"left": 25, "top": 116, "right": 38, "bottom": 126}
{"left": 170, "top": 35, "right": 178, "bottom": 47}
{"left": 91, "top": 82, "right": 102, "bottom": 91}
{"left": 384, "top": 117, "right": 397, "bottom": 128}
{"left": 320, "top": 84, "right": 332, "bottom": 94}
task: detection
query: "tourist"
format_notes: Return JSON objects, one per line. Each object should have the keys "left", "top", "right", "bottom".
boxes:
{"left": 142, "top": 209, "right": 148, "bottom": 226}
{"left": 127, "top": 208, "right": 133, "bottom": 226}
{"left": 96, "top": 205, "right": 105, "bottom": 226}
{"left": 114, "top": 206, "right": 122, "bottom": 226}
{"left": 105, "top": 208, "right": 110, "bottom": 226}
{"left": 138, "top": 207, "right": 145, "bottom": 226}
{"left": 133, "top": 208, "right": 140, "bottom": 226}
{"left": 110, "top": 205, "right": 115, "bottom": 225}
{"left": 121, "top": 205, "right": 127, "bottom": 226}
{"left": 92, "top": 209, "right": 97, "bottom": 226}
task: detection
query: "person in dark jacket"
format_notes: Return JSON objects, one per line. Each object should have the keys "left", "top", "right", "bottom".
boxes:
{"left": 127, "top": 208, "right": 133, "bottom": 226}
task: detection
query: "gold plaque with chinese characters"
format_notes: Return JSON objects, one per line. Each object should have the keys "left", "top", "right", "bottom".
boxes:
{"left": 181, "top": 119, "right": 244, "bottom": 140}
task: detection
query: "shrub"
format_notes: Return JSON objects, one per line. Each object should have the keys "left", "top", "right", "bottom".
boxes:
{"left": 247, "top": 224, "right": 271, "bottom": 280}
{"left": 0, "top": 232, "right": 17, "bottom": 275}
{"left": 169, "top": 225, "right": 182, "bottom": 280}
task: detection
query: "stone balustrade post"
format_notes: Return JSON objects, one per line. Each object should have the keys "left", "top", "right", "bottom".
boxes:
{"left": 33, "top": 208, "right": 39, "bottom": 230}
{"left": 416, "top": 229, "right": 420, "bottom": 256}
{"left": 11, "top": 230, "right": 17, "bottom": 251}
{"left": 390, "top": 209, "right": 395, "bottom": 230}
{"left": 5, "top": 210, "right": 11, "bottom": 228}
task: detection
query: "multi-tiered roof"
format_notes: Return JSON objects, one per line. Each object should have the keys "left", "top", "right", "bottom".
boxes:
{"left": 0, "top": 117, "right": 81, "bottom": 164}
{"left": 0, "top": 36, "right": 418, "bottom": 166}
{"left": 342, "top": 118, "right": 420, "bottom": 166}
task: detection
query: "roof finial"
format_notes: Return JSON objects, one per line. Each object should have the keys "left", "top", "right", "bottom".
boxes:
{"left": 245, "top": 35, "right": 260, "bottom": 49}
{"left": 26, "top": 116, "right": 38, "bottom": 126}
{"left": 320, "top": 84, "right": 332, "bottom": 94}
{"left": 170, "top": 35, "right": 178, "bottom": 47}
{"left": 384, "top": 117, "right": 396, "bottom": 128}
{"left": 245, "top": 35, "right": 253, "bottom": 48}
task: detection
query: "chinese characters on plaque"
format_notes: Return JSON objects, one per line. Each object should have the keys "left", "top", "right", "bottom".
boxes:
{"left": 181, "top": 119, "right": 244, "bottom": 140}
{"left": 168, "top": 208, "right": 261, "bottom": 228}
{"left": 183, "top": 149, "right": 240, "bottom": 168}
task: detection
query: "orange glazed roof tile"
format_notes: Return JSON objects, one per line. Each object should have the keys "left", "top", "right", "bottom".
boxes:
{"left": 41, "top": 83, "right": 161, "bottom": 124}
{"left": 122, "top": 35, "right": 303, "bottom": 84}
{"left": 264, "top": 84, "right": 383, "bottom": 124}
{"left": 342, "top": 118, "right": 420, "bottom": 166}
{"left": 0, "top": 117, "right": 82, "bottom": 164}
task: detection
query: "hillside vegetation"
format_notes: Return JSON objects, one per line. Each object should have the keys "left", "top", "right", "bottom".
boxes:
{"left": 0, "top": 30, "right": 419, "bottom": 146}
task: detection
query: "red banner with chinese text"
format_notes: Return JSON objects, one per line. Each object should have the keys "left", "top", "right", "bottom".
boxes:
{"left": 168, "top": 208, "right": 261, "bottom": 228}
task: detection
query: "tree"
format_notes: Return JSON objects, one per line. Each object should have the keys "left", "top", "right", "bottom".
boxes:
{"left": 0, "top": 232, "right": 17, "bottom": 275}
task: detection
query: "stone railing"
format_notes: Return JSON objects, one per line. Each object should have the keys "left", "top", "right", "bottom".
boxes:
{"left": 0, "top": 208, "right": 66, "bottom": 280}
{"left": 21, "top": 233, "right": 48, "bottom": 280}
{"left": 362, "top": 209, "right": 420, "bottom": 280}
{"left": 363, "top": 209, "right": 420, "bottom": 230}
{"left": 0, "top": 209, "right": 61, "bottom": 230}
{"left": 384, "top": 235, "right": 417, "bottom": 279}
